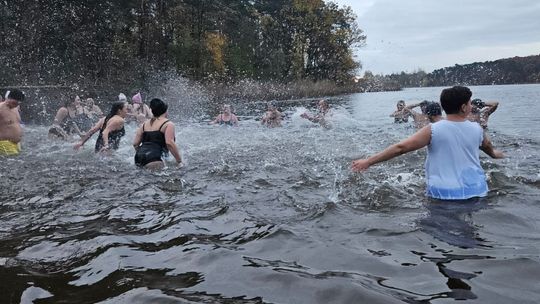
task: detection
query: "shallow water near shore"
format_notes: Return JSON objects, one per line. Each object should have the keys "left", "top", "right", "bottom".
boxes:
{"left": 1, "top": 84, "right": 539, "bottom": 303}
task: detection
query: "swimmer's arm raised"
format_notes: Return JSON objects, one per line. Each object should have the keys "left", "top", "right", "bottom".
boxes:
{"left": 405, "top": 102, "right": 421, "bottom": 110}
{"left": 482, "top": 101, "right": 499, "bottom": 116}
{"left": 352, "top": 125, "right": 431, "bottom": 171}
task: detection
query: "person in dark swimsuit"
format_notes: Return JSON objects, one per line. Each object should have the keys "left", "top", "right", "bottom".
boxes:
{"left": 133, "top": 98, "right": 182, "bottom": 170}
{"left": 74, "top": 101, "right": 128, "bottom": 153}
{"left": 210, "top": 104, "right": 239, "bottom": 126}
{"left": 49, "top": 96, "right": 86, "bottom": 140}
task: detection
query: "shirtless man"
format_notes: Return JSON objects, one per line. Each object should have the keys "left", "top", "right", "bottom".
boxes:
{"left": 261, "top": 102, "right": 283, "bottom": 128}
{"left": 467, "top": 99, "right": 499, "bottom": 129}
{"left": 0, "top": 89, "right": 25, "bottom": 156}
{"left": 404, "top": 100, "right": 431, "bottom": 129}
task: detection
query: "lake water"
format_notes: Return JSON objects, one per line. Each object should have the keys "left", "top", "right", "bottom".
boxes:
{"left": 1, "top": 84, "right": 539, "bottom": 303}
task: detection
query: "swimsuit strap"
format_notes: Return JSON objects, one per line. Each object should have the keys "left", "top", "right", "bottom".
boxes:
{"left": 100, "top": 116, "right": 112, "bottom": 132}
{"left": 66, "top": 107, "right": 75, "bottom": 119}
{"left": 158, "top": 119, "right": 170, "bottom": 131}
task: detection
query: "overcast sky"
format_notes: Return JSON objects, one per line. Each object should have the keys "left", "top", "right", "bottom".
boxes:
{"left": 329, "top": 0, "right": 540, "bottom": 75}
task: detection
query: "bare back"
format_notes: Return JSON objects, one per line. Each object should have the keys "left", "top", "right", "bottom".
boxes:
{"left": 411, "top": 112, "right": 430, "bottom": 129}
{"left": 0, "top": 103, "right": 22, "bottom": 143}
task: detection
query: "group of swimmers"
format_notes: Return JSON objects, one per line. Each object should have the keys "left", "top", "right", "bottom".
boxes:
{"left": 1, "top": 86, "right": 505, "bottom": 201}
{"left": 0, "top": 90, "right": 330, "bottom": 169}
{"left": 68, "top": 95, "right": 183, "bottom": 170}
{"left": 208, "top": 99, "right": 331, "bottom": 129}
{"left": 353, "top": 85, "right": 504, "bottom": 200}
{"left": 390, "top": 97, "right": 499, "bottom": 130}
{"left": 0, "top": 90, "right": 181, "bottom": 170}
{"left": 47, "top": 93, "right": 153, "bottom": 140}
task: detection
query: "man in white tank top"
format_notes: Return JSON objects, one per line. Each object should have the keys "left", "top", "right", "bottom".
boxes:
{"left": 351, "top": 86, "right": 504, "bottom": 200}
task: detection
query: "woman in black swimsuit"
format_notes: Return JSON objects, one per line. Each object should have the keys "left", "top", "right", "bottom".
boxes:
{"left": 133, "top": 98, "right": 182, "bottom": 170}
{"left": 48, "top": 96, "right": 88, "bottom": 140}
{"left": 74, "top": 101, "right": 128, "bottom": 153}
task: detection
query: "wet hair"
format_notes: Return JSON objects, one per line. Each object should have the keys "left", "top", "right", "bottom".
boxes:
{"left": 440, "top": 86, "right": 472, "bottom": 115}
{"left": 99, "top": 101, "right": 125, "bottom": 132}
{"left": 471, "top": 98, "right": 485, "bottom": 108}
{"left": 64, "top": 96, "right": 80, "bottom": 107}
{"left": 7, "top": 89, "right": 25, "bottom": 102}
{"left": 397, "top": 100, "right": 405, "bottom": 106}
{"left": 425, "top": 102, "right": 442, "bottom": 117}
{"left": 150, "top": 98, "right": 168, "bottom": 117}
{"left": 104, "top": 101, "right": 125, "bottom": 123}
{"left": 419, "top": 100, "right": 430, "bottom": 114}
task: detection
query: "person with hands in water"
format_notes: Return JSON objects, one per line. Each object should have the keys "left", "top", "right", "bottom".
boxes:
{"left": 133, "top": 98, "right": 182, "bottom": 170}
{"left": 301, "top": 99, "right": 331, "bottom": 128}
{"left": 351, "top": 86, "right": 504, "bottom": 200}
{"left": 74, "top": 101, "right": 127, "bottom": 153}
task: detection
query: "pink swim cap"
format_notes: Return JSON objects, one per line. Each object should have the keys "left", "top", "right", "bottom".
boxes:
{"left": 132, "top": 93, "right": 142, "bottom": 104}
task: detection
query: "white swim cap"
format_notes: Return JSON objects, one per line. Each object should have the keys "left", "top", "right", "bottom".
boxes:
{"left": 118, "top": 93, "right": 127, "bottom": 101}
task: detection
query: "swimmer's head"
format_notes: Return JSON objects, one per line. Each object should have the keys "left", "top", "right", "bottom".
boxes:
{"left": 65, "top": 95, "right": 80, "bottom": 108}
{"left": 471, "top": 98, "right": 485, "bottom": 108}
{"left": 318, "top": 99, "right": 329, "bottom": 111}
{"left": 132, "top": 93, "right": 142, "bottom": 104}
{"left": 85, "top": 98, "right": 95, "bottom": 107}
{"left": 222, "top": 104, "right": 232, "bottom": 113}
{"left": 420, "top": 100, "right": 430, "bottom": 114}
{"left": 150, "top": 98, "right": 168, "bottom": 117}
{"left": 7, "top": 89, "right": 24, "bottom": 102}
{"left": 118, "top": 93, "right": 127, "bottom": 102}
{"left": 425, "top": 102, "right": 442, "bottom": 117}
{"left": 397, "top": 100, "right": 405, "bottom": 110}
{"left": 107, "top": 101, "right": 128, "bottom": 119}
{"left": 5, "top": 89, "right": 24, "bottom": 108}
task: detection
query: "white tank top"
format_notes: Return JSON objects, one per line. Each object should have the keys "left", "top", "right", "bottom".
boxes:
{"left": 425, "top": 120, "right": 487, "bottom": 199}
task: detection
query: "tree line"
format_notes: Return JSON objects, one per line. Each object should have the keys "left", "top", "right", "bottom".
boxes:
{"left": 372, "top": 54, "right": 540, "bottom": 89}
{"left": 0, "top": 0, "right": 365, "bottom": 93}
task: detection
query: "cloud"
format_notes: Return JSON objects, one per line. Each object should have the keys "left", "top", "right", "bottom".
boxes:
{"left": 329, "top": 0, "right": 540, "bottom": 74}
